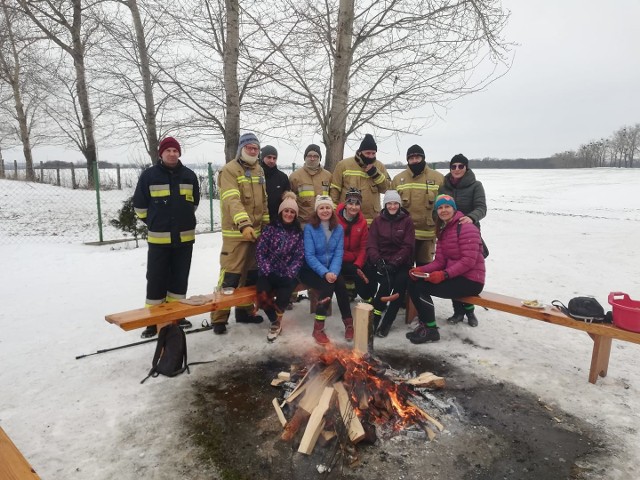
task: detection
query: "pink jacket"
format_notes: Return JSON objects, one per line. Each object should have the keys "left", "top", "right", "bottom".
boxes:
{"left": 418, "top": 210, "right": 485, "bottom": 284}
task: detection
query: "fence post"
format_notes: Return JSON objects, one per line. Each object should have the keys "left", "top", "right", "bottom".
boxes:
{"left": 56, "top": 168, "right": 61, "bottom": 186}
{"left": 0, "top": 158, "right": 4, "bottom": 178}
{"left": 93, "top": 162, "right": 104, "bottom": 243}
{"left": 116, "top": 164, "right": 122, "bottom": 190}
{"left": 40, "top": 161, "right": 44, "bottom": 182}
{"left": 14, "top": 160, "right": 18, "bottom": 179}
{"left": 207, "top": 162, "right": 214, "bottom": 232}
{"left": 71, "top": 164, "right": 77, "bottom": 189}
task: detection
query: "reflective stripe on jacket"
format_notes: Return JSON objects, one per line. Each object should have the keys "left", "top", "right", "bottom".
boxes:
{"left": 289, "top": 166, "right": 332, "bottom": 224}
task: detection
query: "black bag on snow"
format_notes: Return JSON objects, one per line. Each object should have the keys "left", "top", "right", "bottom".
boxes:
{"left": 141, "top": 323, "right": 189, "bottom": 383}
{"left": 456, "top": 223, "right": 489, "bottom": 259}
{"left": 551, "top": 297, "right": 611, "bottom": 323}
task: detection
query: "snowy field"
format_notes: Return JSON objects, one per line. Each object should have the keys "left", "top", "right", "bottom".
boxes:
{"left": 1, "top": 168, "right": 640, "bottom": 479}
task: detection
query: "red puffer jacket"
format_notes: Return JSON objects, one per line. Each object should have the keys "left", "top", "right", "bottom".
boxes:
{"left": 419, "top": 210, "right": 485, "bottom": 284}
{"left": 336, "top": 203, "right": 369, "bottom": 268}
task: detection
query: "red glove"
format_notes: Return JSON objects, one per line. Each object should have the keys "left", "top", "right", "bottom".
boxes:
{"left": 427, "top": 270, "right": 446, "bottom": 284}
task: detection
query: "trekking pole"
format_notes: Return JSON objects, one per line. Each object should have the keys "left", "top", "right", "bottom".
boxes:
{"left": 75, "top": 323, "right": 213, "bottom": 360}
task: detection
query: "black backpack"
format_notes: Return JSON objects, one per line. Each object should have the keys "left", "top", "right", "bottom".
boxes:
{"left": 552, "top": 297, "right": 611, "bottom": 323}
{"left": 141, "top": 324, "right": 189, "bottom": 383}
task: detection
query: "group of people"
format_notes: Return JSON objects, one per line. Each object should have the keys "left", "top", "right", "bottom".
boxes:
{"left": 132, "top": 133, "right": 487, "bottom": 346}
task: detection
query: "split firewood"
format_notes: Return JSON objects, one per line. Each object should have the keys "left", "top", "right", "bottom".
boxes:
{"left": 407, "top": 400, "right": 444, "bottom": 432}
{"left": 286, "top": 364, "right": 320, "bottom": 404}
{"left": 403, "top": 372, "right": 446, "bottom": 389}
{"left": 271, "top": 378, "right": 287, "bottom": 387}
{"left": 298, "top": 363, "right": 343, "bottom": 414}
{"left": 272, "top": 398, "right": 287, "bottom": 427}
{"left": 277, "top": 372, "right": 291, "bottom": 381}
{"left": 353, "top": 303, "right": 373, "bottom": 355}
{"left": 320, "top": 430, "right": 336, "bottom": 442}
{"left": 298, "top": 387, "right": 336, "bottom": 455}
{"left": 333, "top": 382, "right": 365, "bottom": 443}
{"left": 281, "top": 408, "right": 311, "bottom": 441}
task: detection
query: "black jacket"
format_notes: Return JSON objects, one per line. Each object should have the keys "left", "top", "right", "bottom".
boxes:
{"left": 439, "top": 169, "right": 487, "bottom": 227}
{"left": 262, "top": 164, "right": 290, "bottom": 223}
{"left": 133, "top": 160, "right": 200, "bottom": 246}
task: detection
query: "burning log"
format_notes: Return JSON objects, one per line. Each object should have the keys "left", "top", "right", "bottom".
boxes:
{"left": 298, "top": 386, "right": 335, "bottom": 454}
{"left": 333, "top": 382, "right": 365, "bottom": 443}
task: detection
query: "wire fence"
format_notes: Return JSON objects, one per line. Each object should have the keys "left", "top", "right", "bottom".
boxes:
{"left": 0, "top": 161, "right": 295, "bottom": 245}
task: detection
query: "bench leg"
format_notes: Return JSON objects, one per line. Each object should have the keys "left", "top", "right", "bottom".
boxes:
{"left": 588, "top": 334, "right": 612, "bottom": 384}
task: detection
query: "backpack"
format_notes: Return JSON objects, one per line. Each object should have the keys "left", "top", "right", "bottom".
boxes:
{"left": 141, "top": 324, "right": 189, "bottom": 383}
{"left": 551, "top": 297, "right": 611, "bottom": 323}
{"left": 456, "top": 223, "right": 489, "bottom": 259}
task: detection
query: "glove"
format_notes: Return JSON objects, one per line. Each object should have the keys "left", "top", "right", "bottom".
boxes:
{"left": 427, "top": 270, "right": 446, "bottom": 284}
{"left": 241, "top": 226, "right": 256, "bottom": 242}
{"left": 365, "top": 165, "right": 378, "bottom": 177}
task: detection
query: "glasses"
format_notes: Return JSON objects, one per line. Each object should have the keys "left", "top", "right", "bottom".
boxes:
{"left": 306, "top": 154, "right": 320, "bottom": 160}
{"left": 244, "top": 145, "right": 260, "bottom": 153}
{"left": 346, "top": 199, "right": 361, "bottom": 205}
{"left": 450, "top": 164, "right": 466, "bottom": 170}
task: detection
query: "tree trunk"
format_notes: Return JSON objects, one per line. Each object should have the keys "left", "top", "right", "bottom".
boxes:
{"left": 223, "top": 0, "right": 240, "bottom": 162}
{"left": 1, "top": 0, "right": 35, "bottom": 180}
{"left": 325, "top": 0, "right": 354, "bottom": 172}
{"left": 71, "top": 0, "right": 98, "bottom": 185}
{"left": 128, "top": 0, "right": 158, "bottom": 164}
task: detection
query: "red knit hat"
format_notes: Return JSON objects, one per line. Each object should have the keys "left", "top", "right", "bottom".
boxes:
{"left": 158, "top": 137, "right": 181, "bottom": 157}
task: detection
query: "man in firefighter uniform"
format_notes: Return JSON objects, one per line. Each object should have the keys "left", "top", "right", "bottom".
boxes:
{"left": 288, "top": 144, "right": 332, "bottom": 226}
{"left": 212, "top": 132, "right": 268, "bottom": 334}
{"left": 133, "top": 136, "right": 200, "bottom": 338}
{"left": 391, "top": 144, "right": 444, "bottom": 265}
{"left": 330, "top": 134, "right": 390, "bottom": 224}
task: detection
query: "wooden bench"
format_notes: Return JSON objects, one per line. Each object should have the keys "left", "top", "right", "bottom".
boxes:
{"left": 0, "top": 426, "right": 40, "bottom": 479}
{"left": 106, "top": 285, "right": 309, "bottom": 331}
{"left": 457, "top": 291, "right": 640, "bottom": 385}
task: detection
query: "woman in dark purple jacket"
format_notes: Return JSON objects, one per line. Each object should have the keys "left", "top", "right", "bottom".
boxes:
{"left": 406, "top": 194, "right": 485, "bottom": 344}
{"left": 366, "top": 190, "right": 415, "bottom": 337}
{"left": 256, "top": 192, "right": 304, "bottom": 341}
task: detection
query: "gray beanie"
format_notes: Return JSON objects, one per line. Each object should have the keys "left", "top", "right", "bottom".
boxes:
{"left": 237, "top": 132, "right": 260, "bottom": 156}
{"left": 383, "top": 190, "right": 401, "bottom": 206}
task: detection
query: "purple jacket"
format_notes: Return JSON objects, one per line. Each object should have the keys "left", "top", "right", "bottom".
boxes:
{"left": 256, "top": 222, "right": 304, "bottom": 279}
{"left": 366, "top": 208, "right": 414, "bottom": 267}
{"left": 418, "top": 210, "right": 485, "bottom": 284}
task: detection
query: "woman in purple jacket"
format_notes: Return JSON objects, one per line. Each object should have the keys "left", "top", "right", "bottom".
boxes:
{"left": 406, "top": 194, "right": 485, "bottom": 344}
{"left": 256, "top": 192, "right": 304, "bottom": 341}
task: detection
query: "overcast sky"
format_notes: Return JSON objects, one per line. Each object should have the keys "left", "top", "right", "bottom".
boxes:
{"left": 5, "top": 0, "right": 640, "bottom": 166}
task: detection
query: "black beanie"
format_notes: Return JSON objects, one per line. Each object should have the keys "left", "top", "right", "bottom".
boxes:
{"left": 260, "top": 145, "right": 278, "bottom": 160}
{"left": 450, "top": 153, "right": 469, "bottom": 168}
{"left": 358, "top": 134, "right": 377, "bottom": 152}
{"left": 304, "top": 144, "right": 322, "bottom": 159}
{"left": 406, "top": 144, "right": 425, "bottom": 160}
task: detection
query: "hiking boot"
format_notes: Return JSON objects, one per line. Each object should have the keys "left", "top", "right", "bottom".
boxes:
{"left": 178, "top": 319, "right": 192, "bottom": 329}
{"left": 466, "top": 311, "right": 478, "bottom": 327}
{"left": 213, "top": 323, "right": 227, "bottom": 335}
{"left": 343, "top": 317, "right": 354, "bottom": 341}
{"left": 236, "top": 313, "right": 264, "bottom": 324}
{"left": 407, "top": 324, "right": 440, "bottom": 344}
{"left": 446, "top": 312, "right": 465, "bottom": 325}
{"left": 141, "top": 325, "right": 157, "bottom": 339}
{"left": 312, "top": 320, "right": 330, "bottom": 345}
{"left": 376, "top": 319, "right": 393, "bottom": 338}
{"left": 267, "top": 321, "right": 282, "bottom": 342}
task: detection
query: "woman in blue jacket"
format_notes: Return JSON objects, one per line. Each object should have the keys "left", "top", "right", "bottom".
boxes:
{"left": 299, "top": 195, "right": 353, "bottom": 344}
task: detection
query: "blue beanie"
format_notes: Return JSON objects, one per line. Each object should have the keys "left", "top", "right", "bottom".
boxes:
{"left": 434, "top": 194, "right": 457, "bottom": 211}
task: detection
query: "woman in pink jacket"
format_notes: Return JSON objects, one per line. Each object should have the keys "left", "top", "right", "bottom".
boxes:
{"left": 406, "top": 194, "right": 485, "bottom": 344}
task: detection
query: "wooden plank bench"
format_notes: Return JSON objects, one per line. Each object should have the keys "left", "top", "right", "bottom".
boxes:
{"left": 457, "top": 291, "right": 640, "bottom": 385}
{"left": 0, "top": 426, "right": 40, "bottom": 479}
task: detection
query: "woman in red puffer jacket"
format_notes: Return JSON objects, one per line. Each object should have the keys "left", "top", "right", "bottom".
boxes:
{"left": 406, "top": 194, "right": 485, "bottom": 344}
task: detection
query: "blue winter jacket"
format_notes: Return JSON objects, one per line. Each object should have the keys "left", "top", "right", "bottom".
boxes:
{"left": 303, "top": 223, "right": 344, "bottom": 277}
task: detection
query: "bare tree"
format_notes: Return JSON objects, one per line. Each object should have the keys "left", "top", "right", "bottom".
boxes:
{"left": 253, "top": 0, "right": 512, "bottom": 170}
{"left": 18, "top": 0, "right": 100, "bottom": 184}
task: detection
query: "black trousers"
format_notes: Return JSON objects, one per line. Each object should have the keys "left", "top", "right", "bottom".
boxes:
{"left": 372, "top": 265, "right": 410, "bottom": 325}
{"left": 256, "top": 274, "right": 298, "bottom": 322}
{"left": 408, "top": 276, "right": 483, "bottom": 326}
{"left": 340, "top": 262, "right": 375, "bottom": 301}
{"left": 146, "top": 245, "right": 193, "bottom": 304}
{"left": 299, "top": 266, "right": 352, "bottom": 320}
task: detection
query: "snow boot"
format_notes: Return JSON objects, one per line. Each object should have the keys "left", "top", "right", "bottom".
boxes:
{"left": 213, "top": 323, "right": 227, "bottom": 335}
{"left": 267, "top": 319, "right": 282, "bottom": 342}
{"left": 178, "top": 318, "right": 192, "bottom": 329}
{"left": 376, "top": 316, "right": 394, "bottom": 338}
{"left": 236, "top": 309, "right": 264, "bottom": 324}
{"left": 343, "top": 317, "right": 354, "bottom": 341}
{"left": 407, "top": 324, "right": 440, "bottom": 344}
{"left": 466, "top": 310, "right": 478, "bottom": 327}
{"left": 312, "top": 320, "right": 330, "bottom": 345}
{"left": 141, "top": 325, "right": 157, "bottom": 339}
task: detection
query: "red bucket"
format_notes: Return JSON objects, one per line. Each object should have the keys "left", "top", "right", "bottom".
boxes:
{"left": 608, "top": 292, "right": 640, "bottom": 333}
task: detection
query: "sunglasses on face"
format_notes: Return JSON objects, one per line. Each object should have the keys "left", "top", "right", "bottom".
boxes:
{"left": 346, "top": 199, "right": 360, "bottom": 205}
{"left": 450, "top": 164, "right": 466, "bottom": 170}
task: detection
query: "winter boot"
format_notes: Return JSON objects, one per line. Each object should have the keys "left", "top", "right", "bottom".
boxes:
{"left": 141, "top": 325, "right": 157, "bottom": 339}
{"left": 312, "top": 320, "right": 330, "bottom": 345}
{"left": 235, "top": 308, "right": 264, "bottom": 324}
{"left": 213, "top": 323, "right": 227, "bottom": 335}
{"left": 376, "top": 316, "right": 394, "bottom": 338}
{"left": 343, "top": 317, "right": 354, "bottom": 341}
{"left": 267, "top": 314, "right": 283, "bottom": 342}
{"left": 407, "top": 324, "right": 440, "bottom": 344}
{"left": 466, "top": 310, "right": 478, "bottom": 327}
{"left": 178, "top": 318, "right": 192, "bottom": 329}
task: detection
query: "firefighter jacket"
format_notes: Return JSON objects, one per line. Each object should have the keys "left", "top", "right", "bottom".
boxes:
{"left": 289, "top": 166, "right": 332, "bottom": 224}
{"left": 133, "top": 160, "right": 199, "bottom": 246}
{"left": 330, "top": 156, "right": 390, "bottom": 223}
{"left": 391, "top": 166, "right": 444, "bottom": 241}
{"left": 219, "top": 158, "right": 268, "bottom": 242}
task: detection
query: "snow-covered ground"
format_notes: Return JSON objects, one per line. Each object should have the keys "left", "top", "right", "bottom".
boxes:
{"left": 1, "top": 168, "right": 639, "bottom": 479}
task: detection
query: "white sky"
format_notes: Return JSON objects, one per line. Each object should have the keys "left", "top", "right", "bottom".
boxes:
{"left": 4, "top": 0, "right": 639, "bottom": 166}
